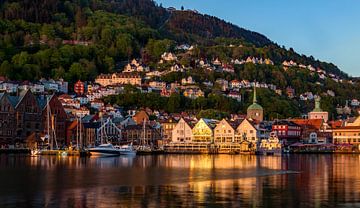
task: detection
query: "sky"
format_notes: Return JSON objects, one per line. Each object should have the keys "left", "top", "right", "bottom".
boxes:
{"left": 155, "top": 0, "right": 360, "bottom": 77}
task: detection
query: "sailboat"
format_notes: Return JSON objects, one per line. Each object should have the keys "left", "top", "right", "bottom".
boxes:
{"left": 32, "top": 96, "right": 60, "bottom": 156}
{"left": 135, "top": 119, "right": 152, "bottom": 154}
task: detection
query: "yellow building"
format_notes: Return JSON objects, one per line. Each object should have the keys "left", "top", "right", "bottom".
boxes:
{"left": 333, "top": 117, "right": 360, "bottom": 144}
{"left": 192, "top": 119, "right": 214, "bottom": 143}
{"left": 95, "top": 73, "right": 141, "bottom": 87}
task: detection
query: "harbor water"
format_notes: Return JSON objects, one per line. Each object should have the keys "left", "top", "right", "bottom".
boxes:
{"left": 0, "top": 154, "right": 360, "bottom": 207}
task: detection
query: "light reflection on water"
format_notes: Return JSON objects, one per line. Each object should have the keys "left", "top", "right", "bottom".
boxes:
{"left": 1, "top": 154, "right": 360, "bottom": 207}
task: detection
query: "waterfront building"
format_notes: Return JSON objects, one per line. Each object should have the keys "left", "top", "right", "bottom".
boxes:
{"left": 291, "top": 119, "right": 330, "bottom": 144}
{"left": 308, "top": 97, "right": 329, "bottom": 122}
{"left": 171, "top": 118, "right": 193, "bottom": 143}
{"left": 272, "top": 120, "right": 301, "bottom": 144}
{"left": 235, "top": 119, "right": 259, "bottom": 144}
{"left": 160, "top": 117, "right": 178, "bottom": 143}
{"left": 333, "top": 116, "right": 360, "bottom": 144}
{"left": 0, "top": 92, "right": 17, "bottom": 144}
{"left": 0, "top": 90, "right": 56, "bottom": 145}
{"left": 192, "top": 119, "right": 215, "bottom": 143}
{"left": 214, "top": 119, "right": 235, "bottom": 143}
{"left": 122, "top": 123, "right": 162, "bottom": 146}
{"left": 132, "top": 110, "right": 149, "bottom": 125}
{"left": 247, "top": 86, "right": 263, "bottom": 121}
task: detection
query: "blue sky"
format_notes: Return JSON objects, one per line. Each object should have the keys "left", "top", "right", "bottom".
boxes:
{"left": 155, "top": 0, "right": 360, "bottom": 76}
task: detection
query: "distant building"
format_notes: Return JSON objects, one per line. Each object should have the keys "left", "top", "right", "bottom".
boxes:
{"left": 286, "top": 87, "right": 295, "bottom": 98}
{"left": 308, "top": 97, "right": 329, "bottom": 122}
{"left": 74, "top": 80, "right": 85, "bottom": 95}
{"left": 95, "top": 73, "right": 142, "bottom": 87}
{"left": 161, "top": 52, "right": 177, "bottom": 61}
{"left": 183, "top": 88, "right": 204, "bottom": 99}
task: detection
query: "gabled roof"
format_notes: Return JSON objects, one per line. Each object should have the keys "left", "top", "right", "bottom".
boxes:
{"left": 237, "top": 118, "right": 257, "bottom": 130}
{"left": 215, "top": 119, "right": 235, "bottom": 130}
{"left": 36, "top": 94, "right": 55, "bottom": 111}
{"left": 7, "top": 96, "right": 19, "bottom": 107}
{"left": 14, "top": 89, "right": 31, "bottom": 109}
{"left": 199, "top": 118, "right": 218, "bottom": 129}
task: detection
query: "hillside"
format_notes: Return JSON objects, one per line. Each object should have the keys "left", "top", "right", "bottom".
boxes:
{"left": 0, "top": 0, "right": 358, "bottom": 119}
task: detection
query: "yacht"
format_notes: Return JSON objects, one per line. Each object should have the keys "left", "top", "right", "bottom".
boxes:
{"left": 114, "top": 144, "right": 137, "bottom": 155}
{"left": 88, "top": 143, "right": 121, "bottom": 156}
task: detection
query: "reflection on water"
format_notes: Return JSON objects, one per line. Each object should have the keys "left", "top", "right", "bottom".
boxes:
{"left": 1, "top": 154, "right": 360, "bottom": 207}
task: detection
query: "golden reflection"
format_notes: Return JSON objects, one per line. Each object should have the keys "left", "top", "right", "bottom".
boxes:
{"left": 5, "top": 155, "right": 360, "bottom": 207}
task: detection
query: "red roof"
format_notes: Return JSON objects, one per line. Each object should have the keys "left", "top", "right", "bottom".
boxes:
{"left": 328, "top": 120, "right": 343, "bottom": 129}
{"left": 290, "top": 119, "right": 323, "bottom": 130}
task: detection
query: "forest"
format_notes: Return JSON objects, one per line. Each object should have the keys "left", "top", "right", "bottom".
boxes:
{"left": 0, "top": 0, "right": 358, "bottom": 119}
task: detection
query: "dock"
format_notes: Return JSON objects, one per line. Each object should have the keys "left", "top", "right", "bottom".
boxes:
{"left": 37, "top": 150, "right": 91, "bottom": 157}
{"left": 163, "top": 143, "right": 255, "bottom": 154}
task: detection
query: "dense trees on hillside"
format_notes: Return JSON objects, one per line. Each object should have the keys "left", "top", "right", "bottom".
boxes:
{"left": 0, "top": 0, "right": 358, "bottom": 118}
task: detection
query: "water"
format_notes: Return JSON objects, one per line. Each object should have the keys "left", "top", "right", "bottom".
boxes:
{"left": 0, "top": 154, "right": 360, "bottom": 207}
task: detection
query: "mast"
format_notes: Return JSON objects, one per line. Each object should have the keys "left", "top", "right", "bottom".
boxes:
{"left": 143, "top": 119, "right": 146, "bottom": 146}
{"left": 47, "top": 96, "right": 52, "bottom": 150}
{"left": 52, "top": 113, "right": 58, "bottom": 149}
{"left": 79, "top": 116, "right": 83, "bottom": 149}
{"left": 76, "top": 117, "right": 79, "bottom": 150}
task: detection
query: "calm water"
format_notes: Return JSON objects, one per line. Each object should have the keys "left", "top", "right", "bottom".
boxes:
{"left": 0, "top": 154, "right": 360, "bottom": 207}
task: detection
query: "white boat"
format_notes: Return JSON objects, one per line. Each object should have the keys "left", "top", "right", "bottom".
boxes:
{"left": 88, "top": 143, "right": 122, "bottom": 156}
{"left": 114, "top": 144, "right": 137, "bottom": 155}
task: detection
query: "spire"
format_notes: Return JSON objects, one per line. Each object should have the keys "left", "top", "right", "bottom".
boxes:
{"left": 313, "top": 96, "right": 323, "bottom": 112}
{"left": 253, "top": 84, "right": 257, "bottom": 103}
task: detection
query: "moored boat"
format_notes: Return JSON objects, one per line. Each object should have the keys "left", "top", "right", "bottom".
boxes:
{"left": 88, "top": 143, "right": 121, "bottom": 156}
{"left": 114, "top": 144, "right": 137, "bottom": 155}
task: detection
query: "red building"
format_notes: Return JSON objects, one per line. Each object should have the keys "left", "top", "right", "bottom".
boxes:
{"left": 0, "top": 90, "right": 67, "bottom": 146}
{"left": 272, "top": 120, "right": 301, "bottom": 144}
{"left": 74, "top": 80, "right": 85, "bottom": 95}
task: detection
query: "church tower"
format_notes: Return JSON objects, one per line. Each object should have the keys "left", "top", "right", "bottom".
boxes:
{"left": 308, "top": 96, "right": 329, "bottom": 122}
{"left": 247, "top": 85, "right": 264, "bottom": 121}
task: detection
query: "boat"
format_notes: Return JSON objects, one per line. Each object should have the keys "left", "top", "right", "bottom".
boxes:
{"left": 135, "top": 120, "right": 153, "bottom": 154}
{"left": 88, "top": 143, "right": 122, "bottom": 156}
{"left": 33, "top": 96, "right": 60, "bottom": 156}
{"left": 114, "top": 144, "right": 137, "bottom": 155}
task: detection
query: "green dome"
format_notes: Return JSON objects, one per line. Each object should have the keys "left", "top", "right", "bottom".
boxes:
{"left": 247, "top": 103, "right": 263, "bottom": 111}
